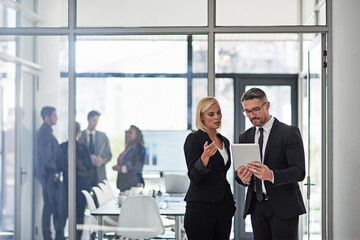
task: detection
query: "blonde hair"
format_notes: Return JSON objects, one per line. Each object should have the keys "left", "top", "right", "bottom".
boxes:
{"left": 195, "top": 96, "right": 221, "bottom": 132}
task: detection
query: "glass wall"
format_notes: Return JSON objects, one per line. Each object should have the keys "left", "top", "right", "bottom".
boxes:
{"left": 215, "top": 34, "right": 300, "bottom": 74}
{"left": 0, "top": 0, "right": 68, "bottom": 27}
{"left": 0, "top": 0, "right": 329, "bottom": 239}
{"left": 217, "top": 0, "right": 326, "bottom": 26}
{"left": 69, "top": 35, "right": 208, "bottom": 238}
{"left": 0, "top": 35, "right": 68, "bottom": 239}
{"left": 77, "top": 0, "right": 207, "bottom": 27}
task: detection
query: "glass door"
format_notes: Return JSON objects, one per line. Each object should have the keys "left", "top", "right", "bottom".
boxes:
{"left": 302, "top": 33, "right": 326, "bottom": 240}
{"left": 0, "top": 62, "right": 16, "bottom": 238}
{"left": 17, "top": 70, "right": 36, "bottom": 239}
{"left": 233, "top": 75, "right": 298, "bottom": 240}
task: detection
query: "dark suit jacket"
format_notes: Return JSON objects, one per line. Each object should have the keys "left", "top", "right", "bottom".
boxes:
{"left": 236, "top": 118, "right": 306, "bottom": 219}
{"left": 35, "top": 123, "right": 59, "bottom": 187}
{"left": 184, "top": 130, "right": 235, "bottom": 204}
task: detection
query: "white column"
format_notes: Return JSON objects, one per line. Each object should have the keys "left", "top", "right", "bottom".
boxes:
{"left": 332, "top": 0, "right": 360, "bottom": 239}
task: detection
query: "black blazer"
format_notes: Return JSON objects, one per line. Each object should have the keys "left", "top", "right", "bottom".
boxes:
{"left": 236, "top": 118, "right": 306, "bottom": 219}
{"left": 184, "top": 130, "right": 234, "bottom": 204}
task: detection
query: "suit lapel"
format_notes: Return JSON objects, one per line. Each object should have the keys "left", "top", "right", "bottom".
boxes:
{"left": 249, "top": 127, "right": 256, "bottom": 143}
{"left": 95, "top": 131, "right": 100, "bottom": 153}
{"left": 264, "top": 118, "right": 279, "bottom": 163}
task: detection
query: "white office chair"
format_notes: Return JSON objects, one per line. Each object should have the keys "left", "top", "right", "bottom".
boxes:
{"left": 163, "top": 172, "right": 190, "bottom": 194}
{"left": 91, "top": 187, "right": 118, "bottom": 226}
{"left": 116, "top": 195, "right": 165, "bottom": 239}
{"left": 92, "top": 186, "right": 108, "bottom": 206}
{"left": 99, "top": 182, "right": 117, "bottom": 201}
{"left": 82, "top": 190, "right": 118, "bottom": 240}
{"left": 81, "top": 190, "right": 100, "bottom": 238}
{"left": 82, "top": 190, "right": 97, "bottom": 218}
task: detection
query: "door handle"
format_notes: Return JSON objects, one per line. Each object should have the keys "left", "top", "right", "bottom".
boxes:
{"left": 304, "top": 176, "right": 315, "bottom": 199}
{"left": 20, "top": 169, "right": 27, "bottom": 185}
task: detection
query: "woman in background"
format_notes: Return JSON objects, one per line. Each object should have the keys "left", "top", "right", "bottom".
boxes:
{"left": 113, "top": 125, "right": 146, "bottom": 191}
{"left": 183, "top": 97, "right": 236, "bottom": 240}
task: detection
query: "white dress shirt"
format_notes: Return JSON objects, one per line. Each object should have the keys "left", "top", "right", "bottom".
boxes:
{"left": 254, "top": 116, "right": 275, "bottom": 194}
{"left": 217, "top": 141, "right": 229, "bottom": 165}
{"left": 86, "top": 129, "right": 96, "bottom": 145}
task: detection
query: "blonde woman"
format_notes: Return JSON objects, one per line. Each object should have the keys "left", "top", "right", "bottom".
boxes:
{"left": 183, "top": 97, "right": 236, "bottom": 240}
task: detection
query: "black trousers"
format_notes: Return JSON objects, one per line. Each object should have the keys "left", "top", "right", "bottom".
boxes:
{"left": 250, "top": 197, "right": 299, "bottom": 240}
{"left": 184, "top": 198, "right": 236, "bottom": 240}
{"left": 60, "top": 183, "right": 88, "bottom": 239}
{"left": 42, "top": 176, "right": 64, "bottom": 240}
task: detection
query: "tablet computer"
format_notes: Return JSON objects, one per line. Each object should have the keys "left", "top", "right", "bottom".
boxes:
{"left": 231, "top": 143, "right": 261, "bottom": 170}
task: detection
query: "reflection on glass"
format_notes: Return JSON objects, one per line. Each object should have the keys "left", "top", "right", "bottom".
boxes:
{"left": 75, "top": 77, "right": 189, "bottom": 182}
{"left": 304, "top": 37, "right": 322, "bottom": 240}
{"left": 76, "top": 36, "right": 188, "bottom": 74}
{"left": 215, "top": 78, "right": 234, "bottom": 143}
{"left": 191, "top": 79, "right": 208, "bottom": 130}
{"left": 193, "top": 36, "right": 208, "bottom": 73}
{"left": 1, "top": 35, "right": 69, "bottom": 238}
{"left": 215, "top": 34, "right": 299, "bottom": 74}
{"left": 0, "top": 77, "right": 16, "bottom": 233}
{"left": 73, "top": 35, "right": 208, "bottom": 196}
{"left": 77, "top": 0, "right": 207, "bottom": 27}
{"left": 217, "top": 0, "right": 326, "bottom": 26}
{"left": 0, "top": 1, "right": 68, "bottom": 27}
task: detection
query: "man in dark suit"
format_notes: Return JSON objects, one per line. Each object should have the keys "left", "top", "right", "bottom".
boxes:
{"left": 79, "top": 110, "right": 112, "bottom": 186}
{"left": 35, "top": 106, "right": 64, "bottom": 240}
{"left": 236, "top": 88, "right": 306, "bottom": 240}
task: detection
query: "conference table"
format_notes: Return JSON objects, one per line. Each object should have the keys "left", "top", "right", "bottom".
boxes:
{"left": 91, "top": 194, "right": 186, "bottom": 240}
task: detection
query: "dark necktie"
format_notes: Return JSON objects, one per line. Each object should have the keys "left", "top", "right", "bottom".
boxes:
{"left": 89, "top": 133, "right": 95, "bottom": 154}
{"left": 256, "top": 128, "right": 264, "bottom": 201}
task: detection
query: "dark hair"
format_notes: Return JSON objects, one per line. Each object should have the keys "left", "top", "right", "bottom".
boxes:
{"left": 126, "top": 125, "right": 144, "bottom": 147}
{"left": 87, "top": 110, "right": 101, "bottom": 120}
{"left": 75, "top": 122, "right": 81, "bottom": 135}
{"left": 40, "top": 106, "right": 56, "bottom": 120}
{"left": 241, "top": 88, "right": 268, "bottom": 102}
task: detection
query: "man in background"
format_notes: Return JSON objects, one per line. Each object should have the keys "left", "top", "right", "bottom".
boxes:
{"left": 35, "top": 106, "right": 64, "bottom": 240}
{"left": 79, "top": 110, "right": 112, "bottom": 186}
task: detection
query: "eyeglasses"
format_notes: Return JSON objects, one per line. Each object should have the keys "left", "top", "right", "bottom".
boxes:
{"left": 242, "top": 102, "right": 267, "bottom": 117}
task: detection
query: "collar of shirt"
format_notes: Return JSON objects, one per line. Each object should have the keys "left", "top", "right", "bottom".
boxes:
{"left": 86, "top": 129, "right": 96, "bottom": 144}
{"left": 255, "top": 116, "right": 274, "bottom": 135}
{"left": 254, "top": 116, "right": 275, "bottom": 160}
{"left": 86, "top": 129, "right": 96, "bottom": 136}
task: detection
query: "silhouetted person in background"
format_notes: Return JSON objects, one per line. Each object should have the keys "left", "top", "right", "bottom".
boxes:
{"left": 58, "top": 122, "right": 94, "bottom": 239}
{"left": 79, "top": 110, "right": 112, "bottom": 186}
{"left": 35, "top": 106, "right": 64, "bottom": 240}
{"left": 112, "top": 125, "right": 146, "bottom": 191}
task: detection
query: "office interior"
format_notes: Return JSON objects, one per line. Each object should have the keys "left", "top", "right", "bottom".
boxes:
{"left": 0, "top": 0, "right": 359, "bottom": 239}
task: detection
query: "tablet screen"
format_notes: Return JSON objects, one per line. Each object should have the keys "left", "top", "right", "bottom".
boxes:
{"left": 230, "top": 143, "right": 261, "bottom": 170}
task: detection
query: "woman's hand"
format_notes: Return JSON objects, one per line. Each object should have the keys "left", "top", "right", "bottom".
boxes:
{"left": 112, "top": 165, "right": 121, "bottom": 171}
{"left": 200, "top": 141, "right": 217, "bottom": 167}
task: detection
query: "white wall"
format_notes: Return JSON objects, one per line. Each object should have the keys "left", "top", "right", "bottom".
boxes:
{"left": 332, "top": 0, "right": 360, "bottom": 239}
